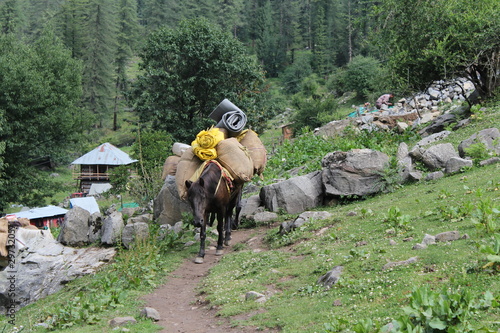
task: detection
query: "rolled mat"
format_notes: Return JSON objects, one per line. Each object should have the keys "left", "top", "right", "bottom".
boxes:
{"left": 216, "top": 110, "right": 247, "bottom": 135}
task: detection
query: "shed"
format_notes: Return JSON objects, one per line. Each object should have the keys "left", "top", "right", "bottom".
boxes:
{"left": 71, "top": 142, "right": 137, "bottom": 194}
{"left": 12, "top": 206, "right": 68, "bottom": 228}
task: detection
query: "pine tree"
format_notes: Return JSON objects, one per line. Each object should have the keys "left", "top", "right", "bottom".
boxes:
{"left": 113, "top": 0, "right": 140, "bottom": 130}
{"left": 81, "top": 0, "right": 117, "bottom": 127}
{"left": 0, "top": 0, "right": 24, "bottom": 35}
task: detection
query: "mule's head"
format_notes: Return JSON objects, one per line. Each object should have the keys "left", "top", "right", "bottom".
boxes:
{"left": 185, "top": 178, "right": 207, "bottom": 228}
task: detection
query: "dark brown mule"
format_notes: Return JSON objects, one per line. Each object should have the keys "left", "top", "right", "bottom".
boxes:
{"left": 185, "top": 161, "right": 242, "bottom": 264}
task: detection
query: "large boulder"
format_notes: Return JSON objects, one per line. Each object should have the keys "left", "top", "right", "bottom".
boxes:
{"left": 154, "top": 175, "right": 191, "bottom": 226}
{"left": 259, "top": 171, "right": 323, "bottom": 214}
{"left": 322, "top": 149, "right": 389, "bottom": 196}
{"left": 314, "top": 119, "right": 355, "bottom": 138}
{"left": 418, "top": 113, "right": 458, "bottom": 137}
{"left": 57, "top": 206, "right": 91, "bottom": 247}
{"left": 121, "top": 222, "right": 149, "bottom": 249}
{"left": 239, "top": 195, "right": 264, "bottom": 221}
{"left": 0, "top": 227, "right": 115, "bottom": 313}
{"left": 421, "top": 143, "right": 459, "bottom": 170}
{"left": 458, "top": 128, "right": 500, "bottom": 158}
{"left": 101, "top": 211, "right": 124, "bottom": 245}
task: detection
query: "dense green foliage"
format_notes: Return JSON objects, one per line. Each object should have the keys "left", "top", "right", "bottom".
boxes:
{"left": 128, "top": 129, "right": 172, "bottom": 204}
{"left": 130, "top": 18, "right": 272, "bottom": 142}
{"left": 0, "top": 33, "right": 84, "bottom": 213}
{"left": 372, "top": 0, "right": 500, "bottom": 98}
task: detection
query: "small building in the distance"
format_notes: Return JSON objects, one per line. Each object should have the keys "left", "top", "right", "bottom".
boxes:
{"left": 71, "top": 142, "right": 137, "bottom": 195}
{"left": 11, "top": 206, "right": 68, "bottom": 228}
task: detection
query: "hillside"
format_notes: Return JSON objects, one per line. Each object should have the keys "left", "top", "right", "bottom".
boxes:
{"left": 1, "top": 98, "right": 499, "bottom": 332}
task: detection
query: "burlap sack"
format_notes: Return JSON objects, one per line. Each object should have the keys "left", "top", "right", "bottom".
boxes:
{"left": 18, "top": 217, "right": 38, "bottom": 230}
{"left": 175, "top": 147, "right": 203, "bottom": 200}
{"left": 216, "top": 138, "right": 254, "bottom": 182}
{"left": 0, "top": 217, "right": 8, "bottom": 257}
{"left": 162, "top": 155, "right": 181, "bottom": 180}
{"left": 238, "top": 129, "right": 267, "bottom": 177}
{"left": 172, "top": 142, "right": 191, "bottom": 157}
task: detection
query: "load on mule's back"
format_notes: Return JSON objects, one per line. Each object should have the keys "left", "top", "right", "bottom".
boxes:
{"left": 170, "top": 99, "right": 266, "bottom": 263}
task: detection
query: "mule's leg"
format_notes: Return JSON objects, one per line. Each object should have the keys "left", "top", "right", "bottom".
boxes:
{"left": 195, "top": 221, "right": 206, "bottom": 264}
{"left": 224, "top": 206, "right": 232, "bottom": 247}
{"left": 231, "top": 191, "right": 243, "bottom": 230}
{"left": 215, "top": 213, "right": 224, "bottom": 256}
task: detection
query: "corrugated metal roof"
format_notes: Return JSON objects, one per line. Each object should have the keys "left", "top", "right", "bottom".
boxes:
{"left": 70, "top": 197, "right": 100, "bottom": 214}
{"left": 13, "top": 205, "right": 68, "bottom": 219}
{"left": 71, "top": 142, "right": 138, "bottom": 165}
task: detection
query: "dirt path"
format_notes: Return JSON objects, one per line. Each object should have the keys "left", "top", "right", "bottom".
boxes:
{"left": 143, "top": 226, "right": 273, "bottom": 333}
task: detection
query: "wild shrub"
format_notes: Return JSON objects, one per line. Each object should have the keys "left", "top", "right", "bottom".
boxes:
{"left": 478, "top": 233, "right": 500, "bottom": 271}
{"left": 387, "top": 286, "right": 497, "bottom": 332}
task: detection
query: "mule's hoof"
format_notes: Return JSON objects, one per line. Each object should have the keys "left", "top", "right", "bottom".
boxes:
{"left": 215, "top": 249, "right": 224, "bottom": 256}
{"left": 194, "top": 257, "right": 204, "bottom": 264}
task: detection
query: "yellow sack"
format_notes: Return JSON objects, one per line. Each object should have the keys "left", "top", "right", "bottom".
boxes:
{"left": 192, "top": 143, "right": 218, "bottom": 160}
{"left": 192, "top": 127, "right": 225, "bottom": 160}
{"left": 195, "top": 127, "right": 225, "bottom": 149}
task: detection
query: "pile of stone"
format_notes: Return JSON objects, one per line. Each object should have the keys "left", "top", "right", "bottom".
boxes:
{"left": 319, "top": 78, "right": 477, "bottom": 135}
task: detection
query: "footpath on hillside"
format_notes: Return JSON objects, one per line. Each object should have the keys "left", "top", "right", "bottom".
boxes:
{"left": 142, "top": 225, "right": 278, "bottom": 333}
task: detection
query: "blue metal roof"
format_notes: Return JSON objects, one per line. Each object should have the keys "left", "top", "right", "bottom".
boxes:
{"left": 13, "top": 206, "right": 68, "bottom": 219}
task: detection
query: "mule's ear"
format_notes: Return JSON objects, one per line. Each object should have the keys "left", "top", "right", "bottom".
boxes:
{"left": 185, "top": 180, "right": 193, "bottom": 189}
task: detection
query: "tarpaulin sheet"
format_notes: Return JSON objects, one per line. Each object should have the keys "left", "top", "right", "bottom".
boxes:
{"left": 216, "top": 110, "right": 247, "bottom": 134}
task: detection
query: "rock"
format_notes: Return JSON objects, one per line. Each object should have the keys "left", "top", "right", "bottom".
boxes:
{"left": 254, "top": 211, "right": 279, "bottom": 224}
{"left": 101, "top": 211, "right": 124, "bottom": 245}
{"left": 314, "top": 119, "right": 355, "bottom": 138}
{"left": 422, "top": 234, "right": 436, "bottom": 245}
{"left": 412, "top": 243, "right": 427, "bottom": 250}
{"left": 280, "top": 211, "right": 332, "bottom": 235}
{"left": 408, "top": 171, "right": 423, "bottom": 181}
{"left": 425, "top": 171, "right": 445, "bottom": 181}
{"left": 140, "top": 307, "right": 160, "bottom": 321}
{"left": 153, "top": 175, "right": 192, "bottom": 226}
{"left": 109, "top": 316, "right": 137, "bottom": 327}
{"left": 410, "top": 131, "right": 451, "bottom": 154}
{"left": 389, "top": 240, "right": 397, "bottom": 246}
{"left": 0, "top": 228, "right": 115, "bottom": 313}
{"left": 239, "top": 195, "right": 263, "bottom": 221}
{"left": 88, "top": 212, "right": 103, "bottom": 243}
{"left": 444, "top": 157, "right": 473, "bottom": 174}
{"left": 260, "top": 171, "right": 323, "bottom": 214}
{"left": 435, "top": 231, "right": 460, "bottom": 242}
{"left": 480, "top": 157, "right": 500, "bottom": 166}
{"left": 421, "top": 143, "right": 459, "bottom": 170}
{"left": 382, "top": 257, "right": 418, "bottom": 270}
{"left": 121, "top": 222, "right": 149, "bottom": 249}
{"left": 322, "top": 149, "right": 389, "bottom": 197}
{"left": 57, "top": 206, "right": 91, "bottom": 246}
{"left": 419, "top": 113, "right": 457, "bottom": 137}
{"left": 458, "top": 128, "right": 500, "bottom": 158}
{"left": 127, "top": 214, "right": 153, "bottom": 224}
{"left": 317, "top": 266, "right": 344, "bottom": 289}
{"left": 245, "top": 291, "right": 266, "bottom": 302}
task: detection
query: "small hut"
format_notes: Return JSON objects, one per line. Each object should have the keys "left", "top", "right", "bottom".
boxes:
{"left": 71, "top": 143, "right": 137, "bottom": 194}
{"left": 12, "top": 206, "right": 68, "bottom": 228}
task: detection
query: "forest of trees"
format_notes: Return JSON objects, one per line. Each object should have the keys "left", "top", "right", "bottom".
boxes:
{"left": 0, "top": 0, "right": 498, "bottom": 211}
